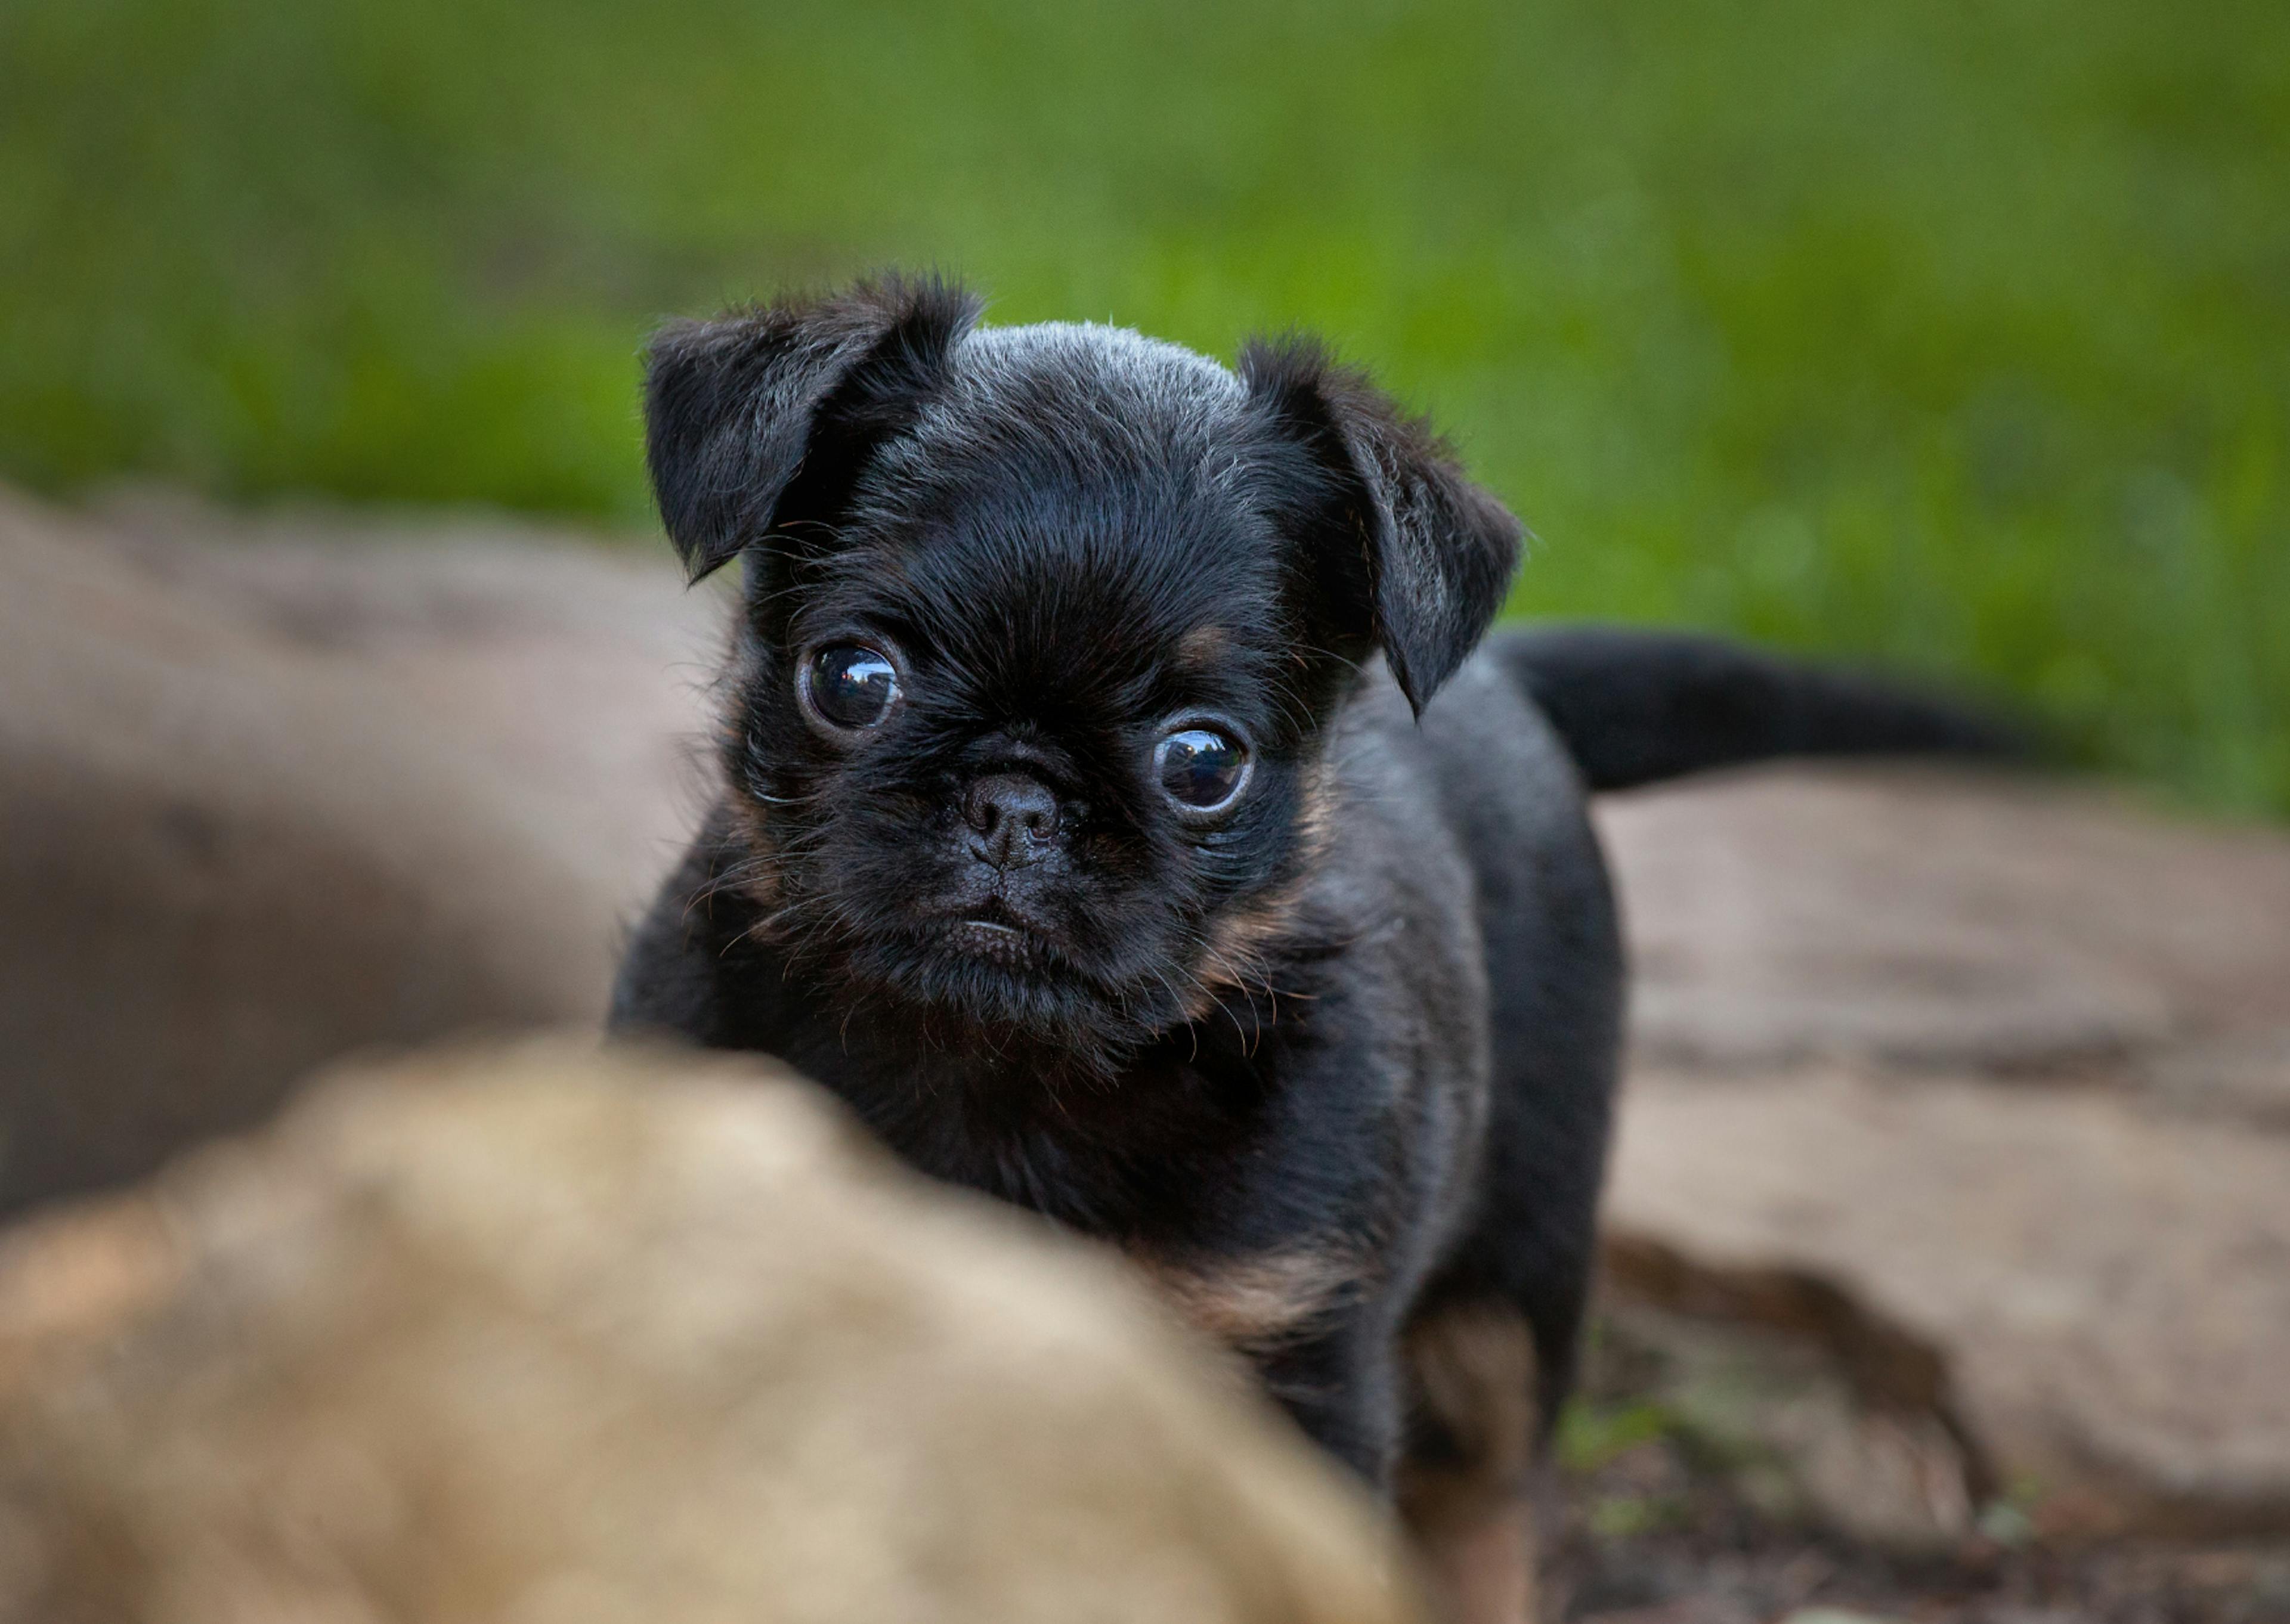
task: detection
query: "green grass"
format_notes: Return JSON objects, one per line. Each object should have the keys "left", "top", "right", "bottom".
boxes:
{"left": 4, "top": 0, "right": 2286, "bottom": 815}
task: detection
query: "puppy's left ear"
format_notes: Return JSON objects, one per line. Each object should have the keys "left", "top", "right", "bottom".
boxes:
{"left": 1240, "top": 336, "right": 1523, "bottom": 717}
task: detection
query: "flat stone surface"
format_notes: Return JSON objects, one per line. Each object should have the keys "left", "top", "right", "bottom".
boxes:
{"left": 1598, "top": 767, "right": 2290, "bottom": 1076}
{"left": 1599, "top": 766, "right": 2290, "bottom": 1536}
{"left": 0, "top": 488, "right": 717, "bottom": 1213}
{"left": 1606, "top": 1065, "right": 2290, "bottom": 1533}
{"left": 86, "top": 485, "right": 726, "bottom": 918}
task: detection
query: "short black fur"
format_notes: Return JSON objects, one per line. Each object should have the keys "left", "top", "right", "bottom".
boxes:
{"left": 612, "top": 276, "right": 2004, "bottom": 1502}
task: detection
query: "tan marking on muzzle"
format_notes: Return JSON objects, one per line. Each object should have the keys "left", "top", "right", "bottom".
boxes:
{"left": 1185, "top": 758, "right": 1340, "bottom": 1019}
{"left": 725, "top": 766, "right": 785, "bottom": 912}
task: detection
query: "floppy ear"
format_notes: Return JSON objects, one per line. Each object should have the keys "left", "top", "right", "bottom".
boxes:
{"left": 1239, "top": 335, "right": 1523, "bottom": 716}
{"left": 644, "top": 274, "right": 982, "bottom": 582}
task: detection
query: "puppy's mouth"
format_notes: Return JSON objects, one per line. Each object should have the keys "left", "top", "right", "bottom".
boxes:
{"left": 945, "top": 901, "right": 1051, "bottom": 971}
{"left": 831, "top": 882, "right": 1181, "bottom": 1058}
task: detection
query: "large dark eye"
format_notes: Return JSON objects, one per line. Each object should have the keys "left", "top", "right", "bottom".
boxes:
{"left": 1155, "top": 727, "right": 1251, "bottom": 813}
{"left": 801, "top": 643, "right": 902, "bottom": 733}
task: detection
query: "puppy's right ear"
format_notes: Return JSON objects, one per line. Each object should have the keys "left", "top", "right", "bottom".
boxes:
{"left": 644, "top": 274, "right": 982, "bottom": 582}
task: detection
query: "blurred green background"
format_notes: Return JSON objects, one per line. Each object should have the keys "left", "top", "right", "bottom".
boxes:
{"left": 4, "top": 0, "right": 2285, "bottom": 816}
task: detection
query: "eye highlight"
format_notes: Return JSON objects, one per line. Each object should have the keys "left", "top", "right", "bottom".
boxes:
{"left": 1155, "top": 726, "right": 1251, "bottom": 814}
{"left": 800, "top": 643, "right": 903, "bottom": 734}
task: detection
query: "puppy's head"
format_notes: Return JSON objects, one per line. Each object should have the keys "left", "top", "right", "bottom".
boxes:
{"left": 647, "top": 275, "right": 1520, "bottom": 1068}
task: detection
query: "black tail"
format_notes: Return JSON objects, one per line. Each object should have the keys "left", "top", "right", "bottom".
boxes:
{"left": 1491, "top": 625, "right": 2028, "bottom": 793}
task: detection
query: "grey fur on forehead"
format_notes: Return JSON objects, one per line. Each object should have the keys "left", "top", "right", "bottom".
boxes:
{"left": 905, "top": 320, "right": 1249, "bottom": 460}
{"left": 961, "top": 321, "right": 1240, "bottom": 398}
{"left": 848, "top": 317, "right": 1259, "bottom": 516}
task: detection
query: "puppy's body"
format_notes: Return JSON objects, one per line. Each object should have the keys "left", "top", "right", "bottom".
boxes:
{"left": 609, "top": 278, "right": 2007, "bottom": 1532}
{"left": 619, "top": 646, "right": 1618, "bottom": 1475}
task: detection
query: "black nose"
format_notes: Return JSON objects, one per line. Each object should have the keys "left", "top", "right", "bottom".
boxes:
{"left": 963, "top": 774, "right": 1060, "bottom": 869}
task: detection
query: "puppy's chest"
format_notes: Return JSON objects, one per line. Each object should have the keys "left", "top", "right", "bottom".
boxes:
{"left": 887, "top": 1060, "right": 1285, "bottom": 1232}
{"left": 823, "top": 1034, "right": 1365, "bottom": 1235}
{"left": 883, "top": 1065, "right": 1390, "bottom": 1359}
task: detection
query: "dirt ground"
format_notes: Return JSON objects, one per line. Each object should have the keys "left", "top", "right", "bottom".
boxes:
{"left": 1549, "top": 1362, "right": 2290, "bottom": 1624}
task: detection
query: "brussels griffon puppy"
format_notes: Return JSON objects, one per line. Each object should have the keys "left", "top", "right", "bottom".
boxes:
{"left": 611, "top": 275, "right": 2007, "bottom": 1614}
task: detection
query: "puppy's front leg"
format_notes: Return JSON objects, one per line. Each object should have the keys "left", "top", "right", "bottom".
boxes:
{"left": 1246, "top": 1316, "right": 1548, "bottom": 1624}
{"left": 1394, "top": 1303, "right": 1547, "bottom": 1624}
{"left": 1249, "top": 1316, "right": 1406, "bottom": 1492}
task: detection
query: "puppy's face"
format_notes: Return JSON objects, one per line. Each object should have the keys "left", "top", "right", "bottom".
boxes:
{"left": 724, "top": 333, "right": 1327, "bottom": 1057}
{"left": 646, "top": 280, "right": 1520, "bottom": 1068}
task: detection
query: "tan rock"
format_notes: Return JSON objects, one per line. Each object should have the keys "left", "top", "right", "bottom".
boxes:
{"left": 0, "top": 1037, "right": 1424, "bottom": 1624}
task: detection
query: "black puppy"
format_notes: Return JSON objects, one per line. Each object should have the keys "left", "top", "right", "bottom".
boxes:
{"left": 611, "top": 275, "right": 2004, "bottom": 1592}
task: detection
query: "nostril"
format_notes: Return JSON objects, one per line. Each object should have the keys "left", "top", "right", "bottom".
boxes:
{"left": 962, "top": 782, "right": 1002, "bottom": 836}
{"left": 963, "top": 774, "right": 1060, "bottom": 863}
